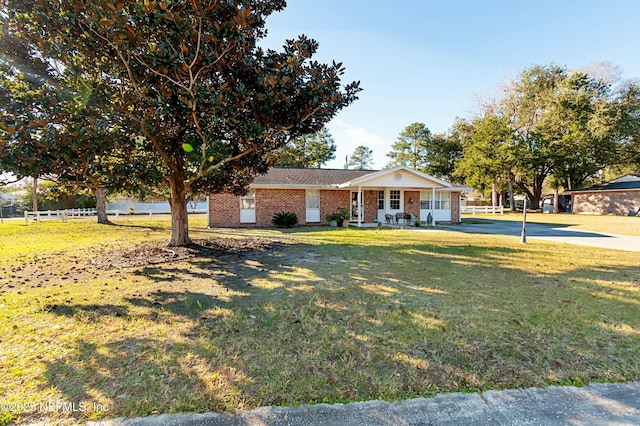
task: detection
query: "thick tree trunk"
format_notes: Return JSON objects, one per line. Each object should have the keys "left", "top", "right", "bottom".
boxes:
{"left": 491, "top": 181, "right": 497, "bottom": 207}
{"left": 552, "top": 186, "right": 559, "bottom": 214}
{"left": 95, "top": 187, "right": 111, "bottom": 224}
{"left": 168, "top": 173, "right": 191, "bottom": 247}
{"left": 531, "top": 175, "right": 545, "bottom": 211}
{"left": 508, "top": 180, "right": 516, "bottom": 212}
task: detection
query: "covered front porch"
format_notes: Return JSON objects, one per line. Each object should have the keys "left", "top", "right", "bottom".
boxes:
{"left": 338, "top": 167, "right": 459, "bottom": 227}
{"left": 344, "top": 186, "right": 452, "bottom": 226}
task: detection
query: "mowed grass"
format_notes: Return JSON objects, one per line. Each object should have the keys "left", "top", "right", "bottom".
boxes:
{"left": 463, "top": 211, "right": 640, "bottom": 236}
{"left": 0, "top": 216, "right": 639, "bottom": 425}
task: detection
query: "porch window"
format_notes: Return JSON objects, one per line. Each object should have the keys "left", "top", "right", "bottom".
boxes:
{"left": 420, "top": 191, "right": 431, "bottom": 209}
{"left": 240, "top": 189, "right": 255, "bottom": 209}
{"left": 390, "top": 190, "right": 400, "bottom": 210}
{"left": 420, "top": 191, "right": 431, "bottom": 210}
{"left": 421, "top": 191, "right": 450, "bottom": 209}
{"left": 435, "top": 192, "right": 450, "bottom": 209}
{"left": 378, "top": 190, "right": 384, "bottom": 209}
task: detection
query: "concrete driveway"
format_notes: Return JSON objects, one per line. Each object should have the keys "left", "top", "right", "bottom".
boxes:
{"left": 451, "top": 218, "right": 640, "bottom": 252}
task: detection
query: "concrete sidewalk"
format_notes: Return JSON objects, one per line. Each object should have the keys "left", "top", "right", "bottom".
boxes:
{"left": 91, "top": 382, "right": 640, "bottom": 426}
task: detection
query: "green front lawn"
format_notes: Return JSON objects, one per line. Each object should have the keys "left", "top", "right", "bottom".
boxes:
{"left": 1, "top": 217, "right": 638, "bottom": 425}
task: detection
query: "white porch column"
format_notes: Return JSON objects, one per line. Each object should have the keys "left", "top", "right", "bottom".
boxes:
{"left": 357, "top": 186, "right": 362, "bottom": 227}
{"left": 432, "top": 187, "right": 436, "bottom": 226}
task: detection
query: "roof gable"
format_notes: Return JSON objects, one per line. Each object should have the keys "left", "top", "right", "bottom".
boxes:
{"left": 338, "top": 166, "right": 452, "bottom": 188}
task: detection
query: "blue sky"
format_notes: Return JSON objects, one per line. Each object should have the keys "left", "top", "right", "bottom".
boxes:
{"left": 262, "top": 0, "right": 640, "bottom": 169}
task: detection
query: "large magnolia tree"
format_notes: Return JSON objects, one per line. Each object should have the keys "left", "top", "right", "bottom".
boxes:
{"left": 3, "top": 0, "right": 360, "bottom": 245}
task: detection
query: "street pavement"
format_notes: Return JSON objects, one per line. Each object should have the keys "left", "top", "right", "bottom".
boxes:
{"left": 88, "top": 382, "right": 640, "bottom": 425}
{"left": 451, "top": 218, "right": 640, "bottom": 252}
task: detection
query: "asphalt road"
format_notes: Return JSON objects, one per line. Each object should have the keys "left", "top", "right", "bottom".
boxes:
{"left": 452, "top": 218, "right": 640, "bottom": 252}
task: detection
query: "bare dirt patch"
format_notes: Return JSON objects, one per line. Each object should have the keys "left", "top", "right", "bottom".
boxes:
{"left": 90, "top": 237, "right": 281, "bottom": 270}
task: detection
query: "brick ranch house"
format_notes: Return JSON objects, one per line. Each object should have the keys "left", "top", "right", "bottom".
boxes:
{"left": 207, "top": 166, "right": 466, "bottom": 227}
{"left": 565, "top": 174, "right": 640, "bottom": 216}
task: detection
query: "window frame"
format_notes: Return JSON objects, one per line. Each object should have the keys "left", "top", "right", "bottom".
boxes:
{"left": 390, "top": 190, "right": 400, "bottom": 210}
{"left": 240, "top": 188, "right": 255, "bottom": 209}
{"left": 306, "top": 189, "right": 320, "bottom": 209}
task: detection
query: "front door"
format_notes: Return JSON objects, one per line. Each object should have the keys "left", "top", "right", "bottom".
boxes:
{"left": 350, "top": 191, "right": 360, "bottom": 221}
{"left": 377, "top": 189, "right": 386, "bottom": 223}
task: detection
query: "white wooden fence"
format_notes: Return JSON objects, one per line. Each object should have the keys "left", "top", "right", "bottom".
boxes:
{"left": 460, "top": 205, "right": 504, "bottom": 215}
{"left": 24, "top": 208, "right": 207, "bottom": 223}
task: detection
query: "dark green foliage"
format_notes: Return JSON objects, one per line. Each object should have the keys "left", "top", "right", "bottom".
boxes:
{"left": 453, "top": 63, "right": 640, "bottom": 208}
{"left": 348, "top": 146, "right": 373, "bottom": 170}
{"left": 20, "top": 181, "right": 96, "bottom": 211}
{"left": 272, "top": 211, "right": 298, "bottom": 228}
{"left": 1, "top": 0, "right": 360, "bottom": 245}
{"left": 386, "top": 122, "right": 462, "bottom": 179}
{"left": 276, "top": 127, "right": 336, "bottom": 168}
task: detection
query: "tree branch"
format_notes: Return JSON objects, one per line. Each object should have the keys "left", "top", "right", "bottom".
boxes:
{"left": 131, "top": 54, "right": 190, "bottom": 92}
{"left": 78, "top": 20, "right": 152, "bottom": 103}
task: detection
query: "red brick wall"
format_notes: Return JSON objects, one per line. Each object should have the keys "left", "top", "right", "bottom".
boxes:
{"left": 209, "top": 188, "right": 464, "bottom": 227}
{"left": 572, "top": 191, "right": 640, "bottom": 215}
{"left": 404, "top": 191, "right": 420, "bottom": 217}
{"left": 321, "top": 190, "right": 350, "bottom": 224}
{"left": 255, "top": 188, "right": 306, "bottom": 226}
{"left": 450, "top": 192, "right": 460, "bottom": 223}
{"left": 208, "top": 193, "right": 240, "bottom": 227}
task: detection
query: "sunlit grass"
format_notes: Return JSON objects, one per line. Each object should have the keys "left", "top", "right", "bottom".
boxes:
{"left": 0, "top": 218, "right": 638, "bottom": 424}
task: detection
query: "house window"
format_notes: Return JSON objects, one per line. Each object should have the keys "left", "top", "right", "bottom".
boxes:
{"left": 436, "top": 192, "right": 450, "bottom": 210}
{"left": 420, "top": 191, "right": 431, "bottom": 210}
{"left": 390, "top": 190, "right": 400, "bottom": 210}
{"left": 378, "top": 190, "right": 384, "bottom": 209}
{"left": 240, "top": 189, "right": 255, "bottom": 209}
{"left": 306, "top": 189, "right": 320, "bottom": 209}
{"left": 421, "top": 191, "right": 450, "bottom": 209}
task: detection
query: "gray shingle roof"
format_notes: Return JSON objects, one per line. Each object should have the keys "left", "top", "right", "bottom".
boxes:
{"left": 571, "top": 174, "right": 640, "bottom": 192}
{"left": 252, "top": 168, "right": 377, "bottom": 186}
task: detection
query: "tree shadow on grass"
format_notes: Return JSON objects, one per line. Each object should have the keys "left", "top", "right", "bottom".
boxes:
{"left": 43, "top": 303, "right": 129, "bottom": 318}
{"left": 111, "top": 222, "right": 167, "bottom": 232}
{"left": 34, "top": 231, "right": 640, "bottom": 423}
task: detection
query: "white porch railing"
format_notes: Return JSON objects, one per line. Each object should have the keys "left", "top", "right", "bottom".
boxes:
{"left": 460, "top": 205, "right": 504, "bottom": 215}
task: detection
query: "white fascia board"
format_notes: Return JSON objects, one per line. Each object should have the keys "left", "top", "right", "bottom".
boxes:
{"left": 338, "top": 166, "right": 453, "bottom": 188}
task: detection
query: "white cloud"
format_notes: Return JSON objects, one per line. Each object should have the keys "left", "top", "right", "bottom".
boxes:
{"left": 325, "top": 120, "right": 390, "bottom": 169}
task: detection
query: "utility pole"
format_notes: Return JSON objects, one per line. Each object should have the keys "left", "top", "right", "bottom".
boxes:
{"left": 520, "top": 198, "right": 527, "bottom": 244}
